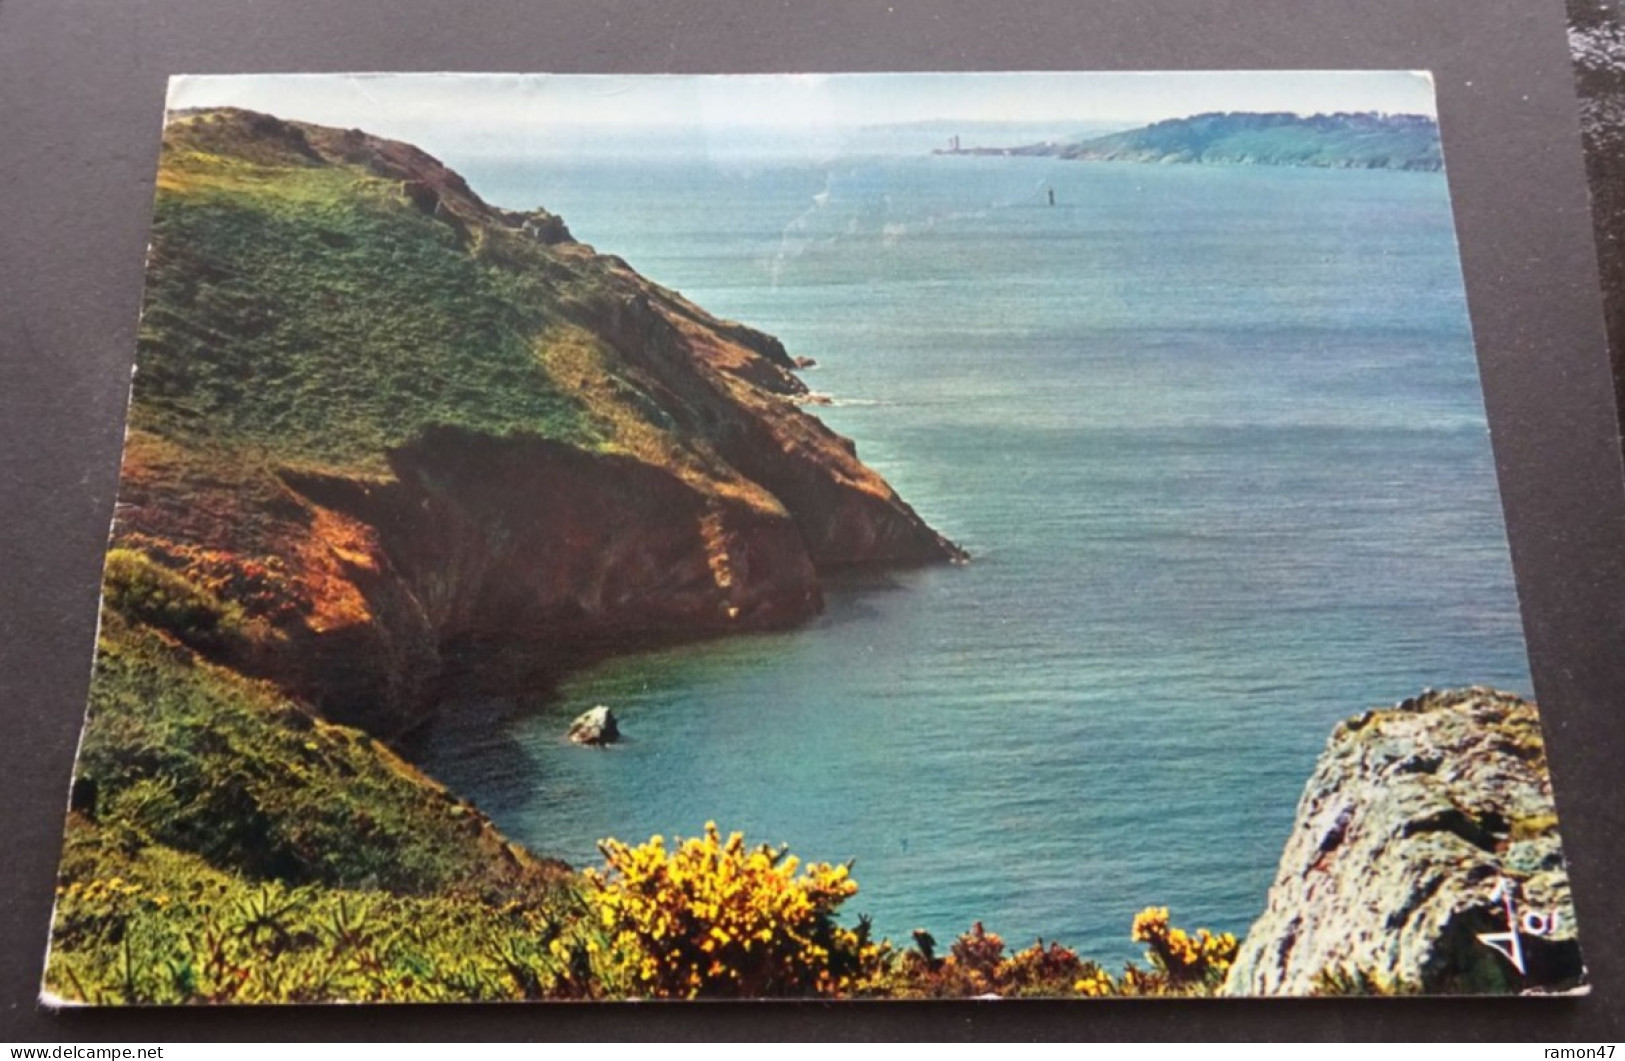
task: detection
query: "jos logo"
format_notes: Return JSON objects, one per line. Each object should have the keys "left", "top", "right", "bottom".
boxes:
{"left": 1476, "top": 876, "right": 1560, "bottom": 975}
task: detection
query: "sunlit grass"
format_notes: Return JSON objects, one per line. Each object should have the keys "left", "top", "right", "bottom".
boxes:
{"left": 135, "top": 147, "right": 593, "bottom": 473}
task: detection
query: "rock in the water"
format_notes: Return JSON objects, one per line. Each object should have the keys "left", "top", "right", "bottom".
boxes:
{"left": 1221, "top": 688, "right": 1585, "bottom": 996}
{"left": 568, "top": 705, "right": 620, "bottom": 746}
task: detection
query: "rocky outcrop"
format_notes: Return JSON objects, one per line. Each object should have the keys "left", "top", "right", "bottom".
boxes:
{"left": 110, "top": 108, "right": 964, "bottom": 737}
{"left": 568, "top": 705, "right": 620, "bottom": 745}
{"left": 1222, "top": 688, "right": 1585, "bottom": 996}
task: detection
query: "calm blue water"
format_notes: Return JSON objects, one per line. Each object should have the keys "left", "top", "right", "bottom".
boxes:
{"left": 418, "top": 148, "right": 1531, "bottom": 965}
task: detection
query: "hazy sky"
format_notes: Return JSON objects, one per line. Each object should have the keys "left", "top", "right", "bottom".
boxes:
{"left": 168, "top": 71, "right": 1437, "bottom": 158}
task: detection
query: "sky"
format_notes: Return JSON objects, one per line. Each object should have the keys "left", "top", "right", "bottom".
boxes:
{"left": 166, "top": 71, "right": 1438, "bottom": 159}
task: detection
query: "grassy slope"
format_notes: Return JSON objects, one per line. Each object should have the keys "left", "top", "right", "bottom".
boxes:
{"left": 50, "top": 830, "right": 594, "bottom": 1003}
{"left": 139, "top": 130, "right": 594, "bottom": 473}
{"left": 76, "top": 615, "right": 560, "bottom": 898}
{"left": 45, "top": 614, "right": 591, "bottom": 1003}
{"left": 134, "top": 111, "right": 790, "bottom": 503}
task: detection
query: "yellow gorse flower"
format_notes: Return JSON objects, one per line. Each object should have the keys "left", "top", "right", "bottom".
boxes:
{"left": 584, "top": 822, "right": 880, "bottom": 999}
{"left": 1073, "top": 969, "right": 1114, "bottom": 997}
{"left": 1129, "top": 905, "right": 1239, "bottom": 989}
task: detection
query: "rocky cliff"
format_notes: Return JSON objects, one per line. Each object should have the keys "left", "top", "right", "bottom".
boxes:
{"left": 1221, "top": 688, "right": 1585, "bottom": 995}
{"left": 111, "top": 107, "right": 963, "bottom": 736}
{"left": 47, "top": 109, "right": 968, "bottom": 1001}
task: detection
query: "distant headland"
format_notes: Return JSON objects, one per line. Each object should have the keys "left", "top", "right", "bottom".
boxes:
{"left": 934, "top": 111, "right": 1443, "bottom": 171}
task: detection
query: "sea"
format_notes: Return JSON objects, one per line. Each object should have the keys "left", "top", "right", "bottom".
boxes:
{"left": 415, "top": 131, "right": 1532, "bottom": 966}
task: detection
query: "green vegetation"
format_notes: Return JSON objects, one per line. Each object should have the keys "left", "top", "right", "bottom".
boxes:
{"left": 102, "top": 548, "right": 247, "bottom": 651}
{"left": 47, "top": 612, "right": 588, "bottom": 1003}
{"left": 73, "top": 614, "right": 560, "bottom": 898}
{"left": 50, "top": 778, "right": 1238, "bottom": 1002}
{"left": 136, "top": 133, "right": 594, "bottom": 473}
{"left": 49, "top": 827, "right": 600, "bottom": 1004}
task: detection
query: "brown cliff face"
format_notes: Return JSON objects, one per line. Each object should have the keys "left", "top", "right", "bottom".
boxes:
{"left": 109, "top": 107, "right": 964, "bottom": 736}
{"left": 268, "top": 430, "right": 825, "bottom": 733}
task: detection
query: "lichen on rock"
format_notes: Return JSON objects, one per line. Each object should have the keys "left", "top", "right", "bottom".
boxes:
{"left": 1222, "top": 687, "right": 1585, "bottom": 996}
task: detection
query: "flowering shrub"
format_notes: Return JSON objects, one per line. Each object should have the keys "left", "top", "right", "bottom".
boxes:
{"left": 1073, "top": 965, "right": 1115, "bottom": 996}
{"left": 891, "top": 921, "right": 1101, "bottom": 998}
{"left": 585, "top": 823, "right": 884, "bottom": 998}
{"left": 1004, "top": 937, "right": 1092, "bottom": 993}
{"left": 1130, "top": 906, "right": 1238, "bottom": 989}
{"left": 948, "top": 920, "right": 1009, "bottom": 990}
{"left": 889, "top": 908, "right": 1238, "bottom": 998}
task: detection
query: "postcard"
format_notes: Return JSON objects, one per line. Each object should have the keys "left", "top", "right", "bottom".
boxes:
{"left": 41, "top": 71, "right": 1586, "bottom": 1003}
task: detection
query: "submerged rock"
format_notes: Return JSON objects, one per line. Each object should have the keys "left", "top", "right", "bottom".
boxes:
{"left": 1222, "top": 688, "right": 1585, "bottom": 996}
{"left": 568, "top": 705, "right": 620, "bottom": 746}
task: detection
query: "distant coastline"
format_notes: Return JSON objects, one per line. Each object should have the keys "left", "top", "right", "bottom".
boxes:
{"left": 934, "top": 111, "right": 1443, "bottom": 171}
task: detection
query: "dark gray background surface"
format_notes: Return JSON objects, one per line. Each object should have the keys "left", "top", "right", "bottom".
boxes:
{"left": 2, "top": 0, "right": 1622, "bottom": 1041}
